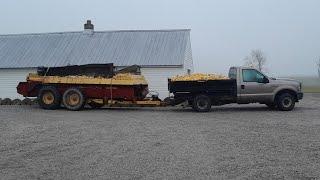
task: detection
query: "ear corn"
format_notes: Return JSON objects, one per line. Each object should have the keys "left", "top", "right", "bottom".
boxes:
{"left": 112, "top": 73, "right": 136, "bottom": 80}
{"left": 171, "top": 73, "right": 229, "bottom": 81}
{"left": 26, "top": 73, "right": 148, "bottom": 85}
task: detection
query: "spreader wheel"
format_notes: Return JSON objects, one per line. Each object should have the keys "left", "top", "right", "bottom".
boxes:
{"left": 38, "top": 86, "right": 61, "bottom": 110}
{"left": 62, "top": 88, "right": 86, "bottom": 111}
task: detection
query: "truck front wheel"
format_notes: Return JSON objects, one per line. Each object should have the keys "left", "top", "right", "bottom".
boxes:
{"left": 63, "top": 88, "right": 86, "bottom": 111}
{"left": 38, "top": 86, "right": 61, "bottom": 110}
{"left": 192, "top": 94, "right": 212, "bottom": 112}
{"left": 276, "top": 93, "right": 295, "bottom": 111}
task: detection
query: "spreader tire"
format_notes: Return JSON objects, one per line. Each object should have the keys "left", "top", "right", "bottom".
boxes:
{"left": 63, "top": 88, "right": 86, "bottom": 111}
{"left": 38, "top": 86, "right": 61, "bottom": 110}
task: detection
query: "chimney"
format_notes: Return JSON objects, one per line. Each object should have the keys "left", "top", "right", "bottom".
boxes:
{"left": 84, "top": 20, "right": 94, "bottom": 34}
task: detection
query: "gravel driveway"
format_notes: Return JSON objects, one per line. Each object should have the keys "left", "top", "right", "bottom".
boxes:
{"left": 1, "top": 93, "right": 320, "bottom": 179}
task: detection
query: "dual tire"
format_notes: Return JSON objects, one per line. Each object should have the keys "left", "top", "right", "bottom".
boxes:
{"left": 192, "top": 94, "right": 212, "bottom": 112}
{"left": 38, "top": 86, "right": 86, "bottom": 111}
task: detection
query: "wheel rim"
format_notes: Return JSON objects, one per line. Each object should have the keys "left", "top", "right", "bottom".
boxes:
{"left": 197, "top": 99, "right": 208, "bottom": 110}
{"left": 66, "top": 93, "right": 80, "bottom": 106}
{"left": 42, "top": 91, "right": 54, "bottom": 105}
{"left": 282, "top": 97, "right": 292, "bottom": 108}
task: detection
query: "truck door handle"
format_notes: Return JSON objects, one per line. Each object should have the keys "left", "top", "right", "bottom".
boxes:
{"left": 241, "top": 85, "right": 245, "bottom": 89}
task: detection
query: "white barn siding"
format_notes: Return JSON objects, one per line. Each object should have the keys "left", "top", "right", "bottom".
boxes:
{"left": 141, "top": 67, "right": 187, "bottom": 99}
{"left": 0, "top": 68, "right": 36, "bottom": 99}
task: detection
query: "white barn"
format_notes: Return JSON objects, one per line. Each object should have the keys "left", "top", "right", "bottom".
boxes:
{"left": 0, "top": 22, "right": 193, "bottom": 99}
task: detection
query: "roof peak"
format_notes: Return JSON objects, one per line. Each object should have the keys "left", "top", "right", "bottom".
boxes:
{"left": 0, "top": 29, "right": 191, "bottom": 37}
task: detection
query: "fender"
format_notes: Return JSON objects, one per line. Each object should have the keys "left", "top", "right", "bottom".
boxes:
{"left": 272, "top": 85, "right": 298, "bottom": 101}
{"left": 16, "top": 81, "right": 42, "bottom": 97}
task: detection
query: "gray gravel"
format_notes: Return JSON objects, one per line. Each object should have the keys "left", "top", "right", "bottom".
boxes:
{"left": 1, "top": 93, "right": 320, "bottom": 179}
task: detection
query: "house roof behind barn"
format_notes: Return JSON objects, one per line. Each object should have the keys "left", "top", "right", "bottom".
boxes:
{"left": 0, "top": 29, "right": 191, "bottom": 68}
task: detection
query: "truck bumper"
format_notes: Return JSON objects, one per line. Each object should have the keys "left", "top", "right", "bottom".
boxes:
{"left": 297, "top": 92, "right": 303, "bottom": 100}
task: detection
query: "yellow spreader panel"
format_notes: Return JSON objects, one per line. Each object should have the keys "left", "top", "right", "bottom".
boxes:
{"left": 27, "top": 73, "right": 148, "bottom": 86}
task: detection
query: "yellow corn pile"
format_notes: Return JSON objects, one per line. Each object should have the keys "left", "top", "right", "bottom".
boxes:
{"left": 27, "top": 72, "right": 148, "bottom": 85}
{"left": 113, "top": 73, "right": 137, "bottom": 80}
{"left": 171, "top": 73, "right": 229, "bottom": 81}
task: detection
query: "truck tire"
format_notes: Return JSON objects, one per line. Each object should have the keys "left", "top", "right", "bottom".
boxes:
{"left": 276, "top": 93, "right": 295, "bottom": 111}
{"left": 38, "top": 86, "right": 61, "bottom": 110}
{"left": 21, "top": 98, "right": 32, "bottom": 105}
{"left": 1, "top": 98, "right": 12, "bottom": 105}
{"left": 192, "top": 94, "right": 212, "bottom": 112}
{"left": 12, "top": 99, "right": 22, "bottom": 105}
{"left": 63, "top": 88, "right": 86, "bottom": 111}
{"left": 31, "top": 98, "right": 38, "bottom": 105}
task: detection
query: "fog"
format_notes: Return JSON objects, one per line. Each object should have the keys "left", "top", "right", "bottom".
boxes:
{"left": 1, "top": 0, "right": 319, "bottom": 76}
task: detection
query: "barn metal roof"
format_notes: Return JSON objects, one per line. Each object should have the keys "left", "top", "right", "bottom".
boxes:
{"left": 0, "top": 29, "right": 191, "bottom": 68}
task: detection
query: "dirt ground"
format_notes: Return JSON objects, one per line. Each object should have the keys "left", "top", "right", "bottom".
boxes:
{"left": 1, "top": 94, "right": 320, "bottom": 179}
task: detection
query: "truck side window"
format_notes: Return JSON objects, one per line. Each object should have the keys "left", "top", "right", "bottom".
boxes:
{"left": 242, "top": 69, "right": 264, "bottom": 82}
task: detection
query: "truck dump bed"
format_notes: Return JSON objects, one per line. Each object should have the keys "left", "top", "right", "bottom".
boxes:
{"left": 169, "top": 79, "right": 237, "bottom": 98}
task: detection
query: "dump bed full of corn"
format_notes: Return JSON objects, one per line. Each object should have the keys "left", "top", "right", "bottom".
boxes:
{"left": 171, "top": 73, "right": 229, "bottom": 81}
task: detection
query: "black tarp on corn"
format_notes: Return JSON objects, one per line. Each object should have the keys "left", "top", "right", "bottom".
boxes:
{"left": 37, "top": 63, "right": 114, "bottom": 78}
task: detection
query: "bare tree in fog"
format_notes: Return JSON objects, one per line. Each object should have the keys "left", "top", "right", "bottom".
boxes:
{"left": 244, "top": 49, "right": 267, "bottom": 72}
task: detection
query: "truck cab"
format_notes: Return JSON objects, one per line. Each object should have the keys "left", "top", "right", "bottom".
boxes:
{"left": 229, "top": 67, "right": 303, "bottom": 110}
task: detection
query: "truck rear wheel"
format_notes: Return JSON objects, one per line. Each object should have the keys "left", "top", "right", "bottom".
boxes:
{"left": 38, "top": 86, "right": 61, "bottom": 110}
{"left": 63, "top": 88, "right": 86, "bottom": 111}
{"left": 192, "top": 94, "right": 212, "bottom": 112}
{"left": 276, "top": 93, "right": 295, "bottom": 111}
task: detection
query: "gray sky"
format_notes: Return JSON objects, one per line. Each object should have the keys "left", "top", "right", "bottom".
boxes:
{"left": 1, "top": 0, "right": 319, "bottom": 76}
